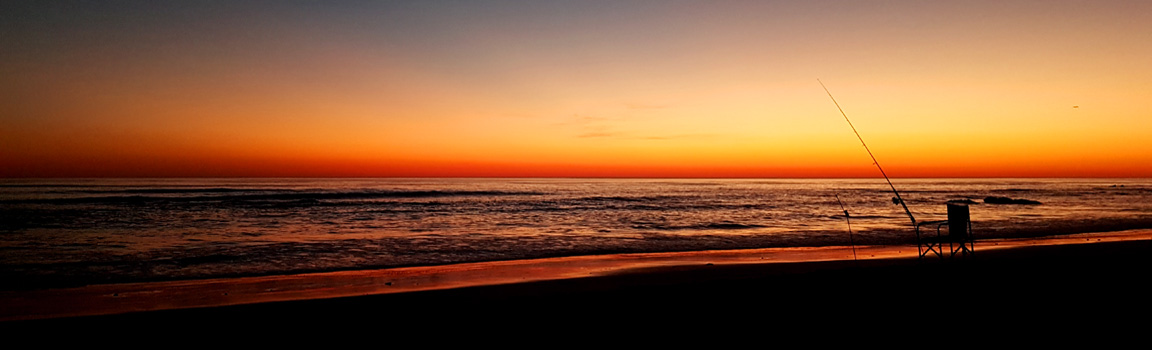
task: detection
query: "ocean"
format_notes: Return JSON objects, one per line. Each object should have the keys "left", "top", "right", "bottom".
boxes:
{"left": 2, "top": 178, "right": 1150, "bottom": 289}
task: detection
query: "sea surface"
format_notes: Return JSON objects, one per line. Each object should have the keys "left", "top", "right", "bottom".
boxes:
{"left": 2, "top": 178, "right": 1150, "bottom": 289}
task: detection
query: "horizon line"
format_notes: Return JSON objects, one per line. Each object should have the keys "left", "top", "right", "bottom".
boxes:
{"left": 3, "top": 176, "right": 1150, "bottom": 180}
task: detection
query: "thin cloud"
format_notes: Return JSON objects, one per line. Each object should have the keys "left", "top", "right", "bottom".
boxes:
{"left": 577, "top": 131, "right": 623, "bottom": 138}
{"left": 634, "top": 133, "right": 714, "bottom": 140}
{"left": 625, "top": 103, "right": 670, "bottom": 110}
{"left": 576, "top": 132, "right": 715, "bottom": 140}
{"left": 552, "top": 114, "right": 615, "bottom": 127}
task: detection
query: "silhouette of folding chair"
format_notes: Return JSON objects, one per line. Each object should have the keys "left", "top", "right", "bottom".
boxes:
{"left": 916, "top": 203, "right": 974, "bottom": 259}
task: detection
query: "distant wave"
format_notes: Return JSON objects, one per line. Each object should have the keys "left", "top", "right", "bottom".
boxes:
{"left": 72, "top": 188, "right": 257, "bottom": 194}
{"left": 1, "top": 190, "right": 544, "bottom": 205}
{"left": 631, "top": 221, "right": 767, "bottom": 231}
{"left": 992, "top": 188, "right": 1034, "bottom": 192}
{"left": 864, "top": 189, "right": 963, "bottom": 194}
{"left": 571, "top": 195, "right": 685, "bottom": 203}
{"left": 827, "top": 215, "right": 898, "bottom": 220}
{"left": 0, "top": 184, "right": 116, "bottom": 188}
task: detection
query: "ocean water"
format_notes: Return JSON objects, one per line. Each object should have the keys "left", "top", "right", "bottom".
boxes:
{"left": 2, "top": 178, "right": 1151, "bottom": 289}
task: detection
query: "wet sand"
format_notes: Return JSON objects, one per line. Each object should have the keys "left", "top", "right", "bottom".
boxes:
{"left": 4, "top": 230, "right": 1151, "bottom": 332}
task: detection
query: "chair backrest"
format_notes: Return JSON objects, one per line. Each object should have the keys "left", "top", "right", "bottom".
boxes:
{"left": 947, "top": 203, "right": 970, "bottom": 239}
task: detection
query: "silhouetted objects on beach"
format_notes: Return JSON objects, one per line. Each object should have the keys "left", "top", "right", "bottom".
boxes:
{"left": 834, "top": 194, "right": 858, "bottom": 261}
{"left": 916, "top": 203, "right": 974, "bottom": 259}
{"left": 821, "top": 81, "right": 916, "bottom": 228}
{"left": 947, "top": 199, "right": 978, "bottom": 205}
{"left": 984, "top": 196, "right": 1041, "bottom": 205}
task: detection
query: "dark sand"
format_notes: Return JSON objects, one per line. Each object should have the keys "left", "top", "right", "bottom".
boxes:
{"left": 4, "top": 230, "right": 1150, "bottom": 334}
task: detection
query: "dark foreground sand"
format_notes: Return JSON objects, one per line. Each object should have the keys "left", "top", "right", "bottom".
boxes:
{"left": 4, "top": 230, "right": 1150, "bottom": 335}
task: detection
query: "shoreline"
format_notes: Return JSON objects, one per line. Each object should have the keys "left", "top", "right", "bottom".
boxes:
{"left": 4, "top": 229, "right": 1151, "bottom": 323}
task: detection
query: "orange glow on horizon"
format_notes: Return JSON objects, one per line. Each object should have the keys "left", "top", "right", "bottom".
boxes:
{"left": 3, "top": 2, "right": 1151, "bottom": 178}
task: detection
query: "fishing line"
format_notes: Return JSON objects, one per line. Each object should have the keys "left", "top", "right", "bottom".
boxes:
{"left": 834, "top": 194, "right": 858, "bottom": 261}
{"left": 819, "top": 79, "right": 916, "bottom": 227}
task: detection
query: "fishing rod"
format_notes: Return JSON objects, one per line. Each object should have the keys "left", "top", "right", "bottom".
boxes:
{"left": 819, "top": 79, "right": 916, "bottom": 227}
{"left": 834, "top": 194, "right": 858, "bottom": 261}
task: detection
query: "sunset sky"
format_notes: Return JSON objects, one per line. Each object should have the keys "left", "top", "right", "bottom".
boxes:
{"left": 3, "top": 1, "right": 1150, "bottom": 178}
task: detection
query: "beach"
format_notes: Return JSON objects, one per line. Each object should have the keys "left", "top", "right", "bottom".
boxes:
{"left": 5, "top": 229, "right": 1150, "bottom": 333}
